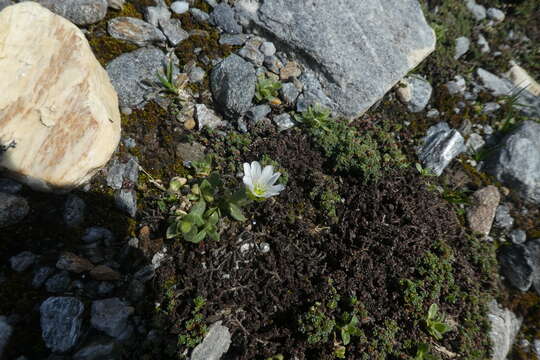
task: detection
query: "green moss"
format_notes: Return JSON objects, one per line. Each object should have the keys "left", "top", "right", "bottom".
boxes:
{"left": 88, "top": 36, "right": 138, "bottom": 67}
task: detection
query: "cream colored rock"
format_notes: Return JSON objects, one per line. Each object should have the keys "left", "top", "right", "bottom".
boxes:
{"left": 0, "top": 3, "right": 121, "bottom": 192}
{"left": 505, "top": 63, "right": 540, "bottom": 96}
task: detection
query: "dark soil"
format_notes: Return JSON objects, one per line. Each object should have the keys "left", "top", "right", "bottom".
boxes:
{"left": 146, "top": 129, "right": 497, "bottom": 359}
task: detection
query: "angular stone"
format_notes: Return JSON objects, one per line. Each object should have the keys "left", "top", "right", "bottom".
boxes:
{"left": 0, "top": 193, "right": 29, "bottom": 228}
{"left": 446, "top": 75, "right": 466, "bottom": 95}
{"left": 40, "top": 297, "right": 85, "bottom": 353}
{"left": 466, "top": 186, "right": 500, "bottom": 236}
{"left": 0, "top": 3, "right": 121, "bottom": 192}
{"left": 525, "top": 239, "right": 540, "bottom": 296}
{"left": 144, "top": 0, "right": 170, "bottom": 27}
{"left": 190, "top": 321, "right": 231, "bottom": 360}
{"left": 273, "top": 113, "right": 295, "bottom": 132}
{"left": 159, "top": 18, "right": 189, "bottom": 46}
{"left": 246, "top": 105, "right": 271, "bottom": 123}
{"left": 494, "top": 204, "right": 514, "bottom": 230}
{"left": 171, "top": 2, "right": 190, "bottom": 15}
{"left": 91, "top": 298, "right": 134, "bottom": 339}
{"left": 45, "top": 271, "right": 72, "bottom": 293}
{"left": 484, "top": 121, "right": 540, "bottom": 204}
{"left": 236, "top": 0, "right": 435, "bottom": 117}
{"left": 108, "top": 17, "right": 166, "bottom": 47}
{"left": 107, "top": 0, "right": 124, "bottom": 11}
{"left": 32, "top": 266, "right": 55, "bottom": 288}
{"left": 115, "top": 188, "right": 137, "bottom": 217}
{"left": 505, "top": 63, "right": 540, "bottom": 97}
{"left": 38, "top": 0, "right": 108, "bottom": 26}
{"left": 89, "top": 265, "right": 121, "bottom": 281}
{"left": 106, "top": 47, "right": 166, "bottom": 109}
{"left": 487, "top": 8, "right": 505, "bottom": 23}
{"left": 280, "top": 83, "right": 300, "bottom": 106}
{"left": 210, "top": 3, "right": 242, "bottom": 34}
{"left": 57, "top": 252, "right": 94, "bottom": 273}
{"left": 195, "top": 104, "right": 225, "bottom": 131}
{"left": 9, "top": 251, "right": 36, "bottom": 272}
{"left": 418, "top": 122, "right": 465, "bottom": 176}
{"left": 465, "top": 0, "right": 486, "bottom": 21}
{"left": 210, "top": 54, "right": 256, "bottom": 118}
{"left": 488, "top": 300, "right": 522, "bottom": 360}
{"left": 498, "top": 244, "right": 533, "bottom": 292}
{"left": 454, "top": 36, "right": 470, "bottom": 60}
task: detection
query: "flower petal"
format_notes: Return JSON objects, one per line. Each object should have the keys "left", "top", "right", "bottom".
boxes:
{"left": 243, "top": 162, "right": 251, "bottom": 177}
{"left": 269, "top": 184, "right": 285, "bottom": 194}
{"left": 251, "top": 161, "right": 261, "bottom": 180}
{"left": 259, "top": 165, "right": 274, "bottom": 185}
{"left": 267, "top": 172, "right": 281, "bottom": 186}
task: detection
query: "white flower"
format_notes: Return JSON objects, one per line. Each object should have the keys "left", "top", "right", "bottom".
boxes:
{"left": 242, "top": 161, "right": 285, "bottom": 198}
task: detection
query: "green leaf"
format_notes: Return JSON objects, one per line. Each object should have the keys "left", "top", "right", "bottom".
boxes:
{"left": 207, "top": 173, "right": 223, "bottom": 188}
{"left": 169, "top": 177, "right": 185, "bottom": 193}
{"left": 341, "top": 328, "right": 351, "bottom": 345}
{"left": 182, "top": 226, "right": 198, "bottom": 242}
{"left": 427, "top": 303, "right": 438, "bottom": 320}
{"left": 208, "top": 230, "right": 220, "bottom": 241}
{"left": 207, "top": 209, "right": 219, "bottom": 226}
{"left": 200, "top": 179, "right": 214, "bottom": 202}
{"left": 166, "top": 221, "right": 180, "bottom": 239}
{"left": 180, "top": 219, "right": 193, "bottom": 234}
{"left": 182, "top": 213, "right": 204, "bottom": 227}
{"left": 187, "top": 194, "right": 199, "bottom": 201}
{"left": 157, "top": 200, "right": 167, "bottom": 212}
{"left": 189, "top": 230, "right": 207, "bottom": 244}
{"left": 416, "top": 162, "right": 423, "bottom": 174}
{"left": 190, "top": 200, "right": 206, "bottom": 217}
{"left": 433, "top": 321, "right": 451, "bottom": 335}
{"left": 229, "top": 203, "right": 247, "bottom": 222}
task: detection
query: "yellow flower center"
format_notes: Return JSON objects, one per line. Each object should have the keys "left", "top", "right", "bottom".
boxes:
{"left": 253, "top": 183, "right": 266, "bottom": 196}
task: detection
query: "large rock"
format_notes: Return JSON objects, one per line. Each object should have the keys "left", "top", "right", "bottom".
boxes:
{"left": 210, "top": 54, "right": 256, "bottom": 118}
{"left": 484, "top": 121, "right": 540, "bottom": 204}
{"left": 488, "top": 300, "right": 522, "bottom": 360}
{"left": 40, "top": 297, "right": 85, "bottom": 353}
{"left": 0, "top": 3, "right": 121, "bottom": 192}
{"left": 236, "top": 0, "right": 435, "bottom": 117}
{"left": 106, "top": 47, "right": 166, "bottom": 109}
{"left": 38, "top": 0, "right": 108, "bottom": 26}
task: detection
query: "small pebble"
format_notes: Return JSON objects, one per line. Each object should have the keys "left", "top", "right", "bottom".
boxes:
{"left": 170, "top": 1, "right": 189, "bottom": 14}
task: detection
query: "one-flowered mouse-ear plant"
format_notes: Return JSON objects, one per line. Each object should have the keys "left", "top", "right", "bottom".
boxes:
{"left": 166, "top": 160, "right": 285, "bottom": 244}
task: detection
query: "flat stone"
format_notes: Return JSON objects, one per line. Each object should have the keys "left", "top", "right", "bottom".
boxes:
{"left": 465, "top": 0, "right": 486, "bottom": 21}
{"left": 171, "top": 1, "right": 189, "bottom": 14}
{"left": 295, "top": 69, "right": 334, "bottom": 112}
{"left": 466, "top": 185, "right": 500, "bottom": 236}
{"left": 0, "top": 3, "right": 121, "bottom": 192}
{"left": 236, "top": 0, "right": 436, "bottom": 117}
{"left": 273, "top": 113, "right": 295, "bottom": 132}
{"left": 188, "top": 66, "right": 206, "bottom": 83}
{"left": 0, "top": 316, "right": 12, "bottom": 359}
{"left": 264, "top": 55, "right": 283, "bottom": 74}
{"left": 40, "top": 297, "right": 85, "bottom": 353}
{"left": 210, "top": 3, "right": 242, "bottom": 34}
{"left": 159, "top": 18, "right": 189, "bottom": 46}
{"left": 190, "top": 8, "right": 210, "bottom": 22}
{"left": 195, "top": 104, "right": 225, "bottom": 131}
{"left": 418, "top": 122, "right": 465, "bottom": 176}
{"left": 238, "top": 41, "right": 265, "bottom": 67}
{"left": 91, "top": 298, "right": 134, "bottom": 339}
{"left": 73, "top": 340, "right": 117, "bottom": 360}
{"left": 219, "top": 34, "right": 249, "bottom": 46}
{"left": 454, "top": 37, "right": 470, "bottom": 60}
{"left": 106, "top": 156, "right": 139, "bottom": 190}
{"left": 38, "top": 0, "right": 108, "bottom": 25}
{"left": 260, "top": 41, "right": 276, "bottom": 57}
{"left": 488, "top": 300, "right": 522, "bottom": 360}
{"left": 89, "top": 265, "right": 121, "bottom": 281}
{"left": 246, "top": 105, "right": 271, "bottom": 123}
{"left": 9, "top": 251, "right": 37, "bottom": 272}
{"left": 64, "top": 194, "right": 86, "bottom": 227}
{"left": 57, "top": 252, "right": 94, "bottom": 273}
{"left": 108, "top": 17, "right": 166, "bottom": 47}
{"left": 484, "top": 121, "right": 540, "bottom": 204}
{"left": 396, "top": 75, "right": 432, "bottom": 112}
{"left": 498, "top": 244, "right": 533, "bottom": 292}
{"left": 107, "top": 47, "right": 167, "bottom": 108}
{"left": 210, "top": 54, "right": 256, "bottom": 118}
{"left": 190, "top": 321, "right": 231, "bottom": 360}
{"left": 280, "top": 83, "right": 300, "bottom": 106}
{"left": 0, "top": 193, "right": 29, "bottom": 228}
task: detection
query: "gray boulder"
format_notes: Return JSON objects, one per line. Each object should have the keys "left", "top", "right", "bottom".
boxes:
{"left": 106, "top": 47, "right": 166, "bottom": 109}
{"left": 484, "top": 121, "right": 540, "bottom": 204}
{"left": 498, "top": 244, "right": 533, "bottom": 292}
{"left": 91, "top": 298, "right": 134, "bottom": 339}
{"left": 418, "top": 122, "right": 465, "bottom": 176}
{"left": 191, "top": 321, "right": 231, "bottom": 360}
{"left": 488, "top": 300, "right": 522, "bottom": 360}
{"left": 0, "top": 316, "right": 12, "bottom": 358}
{"left": 38, "top": 0, "right": 108, "bottom": 25}
{"left": 0, "top": 192, "right": 29, "bottom": 228}
{"left": 236, "top": 0, "right": 435, "bottom": 117}
{"left": 210, "top": 54, "right": 256, "bottom": 118}
{"left": 40, "top": 297, "right": 85, "bottom": 353}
